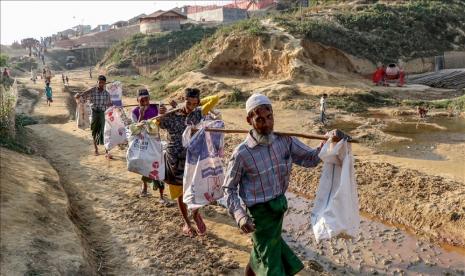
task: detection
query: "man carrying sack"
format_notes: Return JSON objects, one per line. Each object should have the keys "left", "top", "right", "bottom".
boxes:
{"left": 75, "top": 75, "right": 113, "bottom": 158}
{"left": 222, "top": 93, "right": 349, "bottom": 276}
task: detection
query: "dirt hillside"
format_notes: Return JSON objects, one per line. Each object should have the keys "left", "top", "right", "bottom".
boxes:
{"left": 0, "top": 147, "right": 93, "bottom": 275}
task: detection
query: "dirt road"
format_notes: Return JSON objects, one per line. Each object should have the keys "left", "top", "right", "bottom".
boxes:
{"left": 4, "top": 68, "right": 464, "bottom": 275}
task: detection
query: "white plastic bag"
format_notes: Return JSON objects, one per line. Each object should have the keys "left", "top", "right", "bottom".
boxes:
{"left": 127, "top": 128, "right": 165, "bottom": 181}
{"left": 104, "top": 107, "right": 127, "bottom": 151}
{"left": 311, "top": 139, "right": 360, "bottom": 242}
{"left": 76, "top": 100, "right": 91, "bottom": 130}
{"left": 106, "top": 81, "right": 123, "bottom": 107}
{"left": 183, "top": 120, "right": 225, "bottom": 209}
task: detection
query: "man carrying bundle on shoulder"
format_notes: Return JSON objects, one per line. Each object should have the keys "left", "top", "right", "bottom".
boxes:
{"left": 223, "top": 93, "right": 349, "bottom": 276}
{"left": 75, "top": 75, "right": 113, "bottom": 158}
{"left": 157, "top": 88, "right": 219, "bottom": 237}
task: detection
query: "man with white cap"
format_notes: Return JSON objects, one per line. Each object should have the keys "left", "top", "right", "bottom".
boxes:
{"left": 223, "top": 93, "right": 348, "bottom": 276}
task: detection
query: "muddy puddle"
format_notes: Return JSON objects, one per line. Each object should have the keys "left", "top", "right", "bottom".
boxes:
{"left": 283, "top": 193, "right": 465, "bottom": 275}
{"left": 329, "top": 114, "right": 465, "bottom": 160}
{"left": 378, "top": 117, "right": 465, "bottom": 160}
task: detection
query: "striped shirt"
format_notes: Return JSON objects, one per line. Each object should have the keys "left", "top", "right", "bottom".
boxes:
{"left": 222, "top": 132, "right": 321, "bottom": 224}
{"left": 80, "top": 87, "right": 112, "bottom": 112}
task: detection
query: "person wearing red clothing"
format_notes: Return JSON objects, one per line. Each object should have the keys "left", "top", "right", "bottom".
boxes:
{"left": 372, "top": 63, "right": 385, "bottom": 86}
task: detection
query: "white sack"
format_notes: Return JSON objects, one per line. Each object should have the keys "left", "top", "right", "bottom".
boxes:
{"left": 104, "top": 107, "right": 127, "bottom": 151}
{"left": 127, "top": 128, "right": 165, "bottom": 181}
{"left": 76, "top": 99, "right": 91, "bottom": 130}
{"left": 183, "top": 120, "right": 225, "bottom": 209}
{"left": 311, "top": 139, "right": 360, "bottom": 242}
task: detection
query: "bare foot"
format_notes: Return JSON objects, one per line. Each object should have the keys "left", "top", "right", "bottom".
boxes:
{"left": 193, "top": 211, "right": 206, "bottom": 236}
{"left": 182, "top": 224, "right": 196, "bottom": 238}
{"left": 105, "top": 153, "right": 113, "bottom": 159}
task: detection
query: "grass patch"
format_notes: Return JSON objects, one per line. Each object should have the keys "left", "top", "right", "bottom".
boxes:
{"left": 100, "top": 26, "right": 217, "bottom": 69}
{"left": 221, "top": 87, "right": 248, "bottom": 108}
{"left": 274, "top": 0, "right": 465, "bottom": 63}
{"left": 328, "top": 91, "right": 398, "bottom": 113}
{"left": 403, "top": 94, "right": 465, "bottom": 112}
{"left": 0, "top": 114, "right": 37, "bottom": 154}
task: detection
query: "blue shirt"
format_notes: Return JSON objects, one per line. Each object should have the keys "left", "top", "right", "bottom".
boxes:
{"left": 45, "top": 86, "right": 52, "bottom": 98}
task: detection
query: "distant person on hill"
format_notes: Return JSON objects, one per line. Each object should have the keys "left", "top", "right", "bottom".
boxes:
{"left": 372, "top": 62, "right": 385, "bottom": 86}
{"left": 42, "top": 68, "right": 46, "bottom": 80}
{"left": 2, "top": 68, "right": 10, "bottom": 79}
{"left": 62, "top": 73, "right": 65, "bottom": 84}
{"left": 131, "top": 89, "right": 168, "bottom": 204}
{"left": 320, "top": 93, "right": 328, "bottom": 125}
{"left": 89, "top": 67, "right": 92, "bottom": 79}
{"left": 75, "top": 75, "right": 113, "bottom": 158}
{"left": 417, "top": 105, "right": 428, "bottom": 118}
{"left": 45, "top": 82, "right": 53, "bottom": 106}
{"left": 65, "top": 75, "right": 69, "bottom": 85}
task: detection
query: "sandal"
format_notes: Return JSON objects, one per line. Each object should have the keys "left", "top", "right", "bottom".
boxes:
{"left": 193, "top": 212, "right": 207, "bottom": 236}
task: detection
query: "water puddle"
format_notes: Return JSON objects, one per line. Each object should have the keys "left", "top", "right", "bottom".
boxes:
{"left": 283, "top": 193, "right": 465, "bottom": 275}
{"left": 329, "top": 114, "right": 465, "bottom": 160}
{"left": 378, "top": 117, "right": 465, "bottom": 160}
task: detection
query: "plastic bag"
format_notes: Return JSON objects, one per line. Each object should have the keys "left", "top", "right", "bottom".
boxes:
{"left": 183, "top": 120, "right": 225, "bottom": 209}
{"left": 311, "top": 139, "right": 360, "bottom": 242}
{"left": 106, "top": 81, "right": 123, "bottom": 107}
{"left": 104, "top": 107, "right": 128, "bottom": 151}
{"left": 127, "top": 128, "right": 165, "bottom": 181}
{"left": 76, "top": 99, "right": 91, "bottom": 130}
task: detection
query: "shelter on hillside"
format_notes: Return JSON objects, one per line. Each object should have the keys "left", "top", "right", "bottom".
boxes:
{"left": 139, "top": 10, "right": 187, "bottom": 34}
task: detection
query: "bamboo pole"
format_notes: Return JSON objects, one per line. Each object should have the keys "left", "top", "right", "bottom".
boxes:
{"left": 200, "top": 128, "right": 358, "bottom": 143}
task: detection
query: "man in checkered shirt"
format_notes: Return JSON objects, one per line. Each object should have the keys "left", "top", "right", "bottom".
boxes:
{"left": 75, "top": 75, "right": 112, "bottom": 158}
{"left": 223, "top": 93, "right": 349, "bottom": 276}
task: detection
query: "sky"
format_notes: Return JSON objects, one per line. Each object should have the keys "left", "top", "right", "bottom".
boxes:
{"left": 1, "top": 0, "right": 235, "bottom": 45}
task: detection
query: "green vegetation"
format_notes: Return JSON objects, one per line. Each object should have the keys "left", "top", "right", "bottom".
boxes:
{"left": 101, "top": 26, "right": 217, "bottom": 69}
{"left": 100, "top": 19, "right": 268, "bottom": 97}
{"left": 403, "top": 94, "right": 465, "bottom": 112}
{"left": 274, "top": 0, "right": 465, "bottom": 63}
{"left": 328, "top": 91, "right": 398, "bottom": 113}
{"left": 221, "top": 87, "right": 248, "bottom": 108}
{"left": 149, "top": 19, "right": 267, "bottom": 96}
{"left": 0, "top": 114, "right": 37, "bottom": 154}
{"left": 0, "top": 54, "right": 8, "bottom": 67}
{"left": 1, "top": 78, "right": 37, "bottom": 154}
{"left": 217, "top": 18, "right": 267, "bottom": 37}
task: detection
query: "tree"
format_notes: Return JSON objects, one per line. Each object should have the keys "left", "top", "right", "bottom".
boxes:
{"left": 20, "top": 38, "right": 39, "bottom": 57}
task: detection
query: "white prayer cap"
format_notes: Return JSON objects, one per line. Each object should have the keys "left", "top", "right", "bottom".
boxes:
{"left": 245, "top": 93, "right": 272, "bottom": 114}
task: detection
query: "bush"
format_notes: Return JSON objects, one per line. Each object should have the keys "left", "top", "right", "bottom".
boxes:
{"left": 274, "top": 0, "right": 465, "bottom": 63}
{"left": 0, "top": 54, "right": 8, "bottom": 67}
{"left": 403, "top": 94, "right": 465, "bottom": 112}
{"left": 327, "top": 91, "right": 397, "bottom": 113}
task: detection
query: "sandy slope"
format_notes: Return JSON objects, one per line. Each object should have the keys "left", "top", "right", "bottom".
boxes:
{"left": 0, "top": 147, "right": 93, "bottom": 275}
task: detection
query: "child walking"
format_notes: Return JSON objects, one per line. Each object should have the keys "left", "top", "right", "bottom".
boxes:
{"left": 45, "top": 82, "right": 53, "bottom": 106}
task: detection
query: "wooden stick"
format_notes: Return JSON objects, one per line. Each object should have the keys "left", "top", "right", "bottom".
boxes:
{"left": 148, "top": 107, "right": 182, "bottom": 121}
{"left": 202, "top": 128, "right": 358, "bottom": 143}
